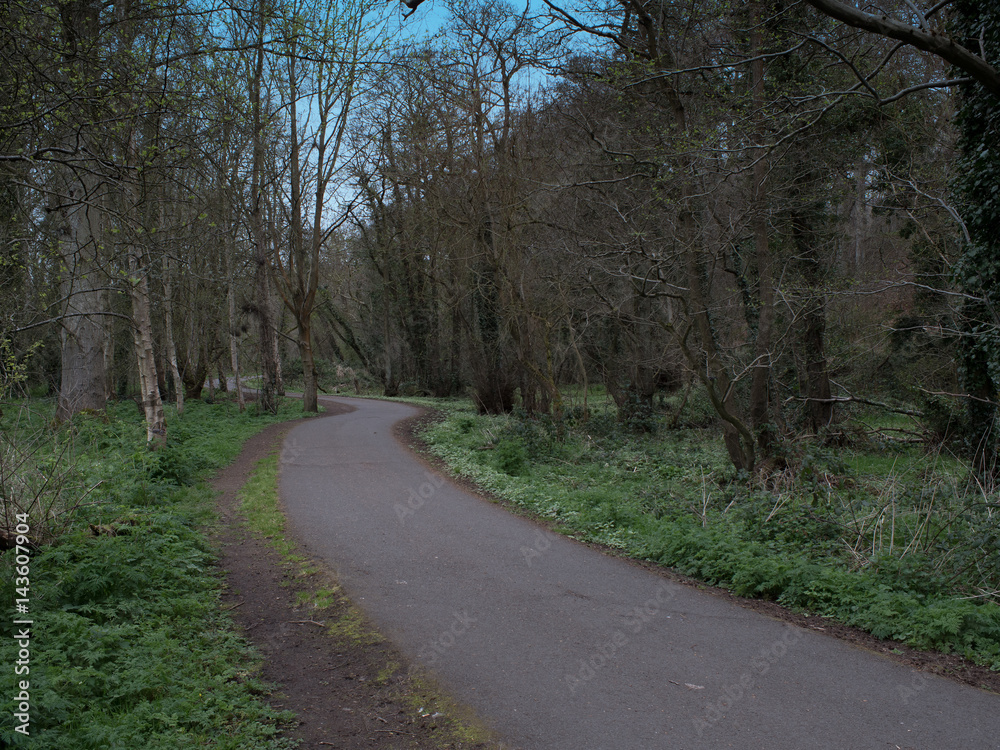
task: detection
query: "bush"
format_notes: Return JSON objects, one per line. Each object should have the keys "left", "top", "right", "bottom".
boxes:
{"left": 146, "top": 444, "right": 207, "bottom": 486}
{"left": 494, "top": 438, "right": 529, "bottom": 476}
{"left": 919, "top": 392, "right": 964, "bottom": 446}
{"left": 617, "top": 390, "right": 659, "bottom": 433}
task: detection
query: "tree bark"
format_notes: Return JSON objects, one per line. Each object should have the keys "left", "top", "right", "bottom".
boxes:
{"left": 56, "top": 176, "right": 107, "bottom": 421}
{"left": 804, "top": 0, "right": 1000, "bottom": 97}
{"left": 128, "top": 250, "right": 166, "bottom": 447}
{"left": 250, "top": 0, "right": 278, "bottom": 414}
{"left": 55, "top": 0, "right": 107, "bottom": 421}
{"left": 792, "top": 202, "right": 834, "bottom": 432}
{"left": 162, "top": 254, "right": 185, "bottom": 416}
{"left": 225, "top": 242, "right": 245, "bottom": 412}
{"left": 298, "top": 315, "right": 319, "bottom": 412}
{"left": 748, "top": 24, "right": 778, "bottom": 455}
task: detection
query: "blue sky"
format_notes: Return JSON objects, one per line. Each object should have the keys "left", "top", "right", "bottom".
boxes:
{"left": 394, "top": 0, "right": 540, "bottom": 40}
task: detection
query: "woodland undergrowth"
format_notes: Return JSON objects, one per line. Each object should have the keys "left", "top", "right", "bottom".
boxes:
{"left": 0, "top": 395, "right": 303, "bottom": 748}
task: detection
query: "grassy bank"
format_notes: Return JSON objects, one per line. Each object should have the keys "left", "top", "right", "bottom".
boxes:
{"left": 415, "top": 393, "right": 1000, "bottom": 672}
{"left": 0, "top": 396, "right": 304, "bottom": 748}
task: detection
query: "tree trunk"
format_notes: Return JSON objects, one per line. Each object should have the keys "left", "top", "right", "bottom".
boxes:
{"left": 569, "top": 323, "right": 589, "bottom": 421}
{"left": 250, "top": 0, "right": 278, "bottom": 414}
{"left": 681, "top": 205, "right": 756, "bottom": 472}
{"left": 128, "top": 250, "right": 166, "bottom": 447}
{"left": 56, "top": 175, "right": 107, "bottom": 421}
{"left": 227, "top": 268, "right": 245, "bottom": 412}
{"left": 748, "top": 29, "right": 778, "bottom": 455}
{"left": 54, "top": 0, "right": 108, "bottom": 421}
{"left": 952, "top": 3, "right": 1000, "bottom": 480}
{"left": 298, "top": 313, "right": 318, "bottom": 412}
{"left": 273, "top": 305, "right": 284, "bottom": 397}
{"left": 790, "top": 172, "right": 834, "bottom": 433}
{"left": 162, "top": 254, "right": 185, "bottom": 416}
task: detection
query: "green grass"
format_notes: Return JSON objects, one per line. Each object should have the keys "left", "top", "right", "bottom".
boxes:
{"left": 416, "top": 395, "right": 1000, "bottom": 672}
{"left": 239, "top": 456, "right": 297, "bottom": 560}
{"left": 237, "top": 453, "right": 384, "bottom": 649}
{"left": 0, "top": 394, "right": 306, "bottom": 748}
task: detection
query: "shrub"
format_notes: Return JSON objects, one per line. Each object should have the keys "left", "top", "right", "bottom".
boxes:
{"left": 494, "top": 438, "right": 529, "bottom": 476}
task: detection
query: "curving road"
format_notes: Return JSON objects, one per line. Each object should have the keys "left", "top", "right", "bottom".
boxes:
{"left": 278, "top": 396, "right": 1000, "bottom": 750}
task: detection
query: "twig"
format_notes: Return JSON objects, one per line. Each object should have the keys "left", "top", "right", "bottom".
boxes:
{"left": 957, "top": 590, "right": 1000, "bottom": 601}
{"left": 785, "top": 394, "right": 924, "bottom": 417}
{"left": 222, "top": 601, "right": 245, "bottom": 611}
{"left": 918, "top": 387, "right": 999, "bottom": 406}
{"left": 288, "top": 619, "right": 326, "bottom": 626}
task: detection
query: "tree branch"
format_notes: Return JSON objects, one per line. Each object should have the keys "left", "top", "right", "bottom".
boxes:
{"left": 401, "top": 0, "right": 427, "bottom": 19}
{"left": 804, "top": 0, "right": 1000, "bottom": 96}
{"left": 878, "top": 76, "right": 972, "bottom": 103}
{"left": 784, "top": 394, "right": 924, "bottom": 417}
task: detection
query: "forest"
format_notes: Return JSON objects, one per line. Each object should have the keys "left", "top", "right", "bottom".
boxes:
{"left": 3, "top": 0, "right": 1000, "bottom": 468}
{"left": 1, "top": 0, "right": 1000, "bottom": 744}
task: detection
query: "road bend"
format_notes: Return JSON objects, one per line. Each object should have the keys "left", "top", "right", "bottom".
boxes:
{"left": 277, "top": 396, "right": 1000, "bottom": 750}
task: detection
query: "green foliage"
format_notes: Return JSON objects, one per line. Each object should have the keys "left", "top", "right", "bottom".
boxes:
{"left": 952, "top": 1, "right": 1000, "bottom": 470}
{"left": 616, "top": 390, "right": 659, "bottom": 433}
{"left": 0, "top": 338, "right": 32, "bottom": 400}
{"left": 504, "top": 408, "right": 562, "bottom": 456}
{"left": 454, "top": 415, "right": 478, "bottom": 434}
{"left": 493, "top": 439, "right": 529, "bottom": 476}
{"left": 0, "top": 394, "right": 304, "bottom": 747}
{"left": 919, "top": 392, "right": 965, "bottom": 445}
{"left": 145, "top": 443, "right": 207, "bottom": 486}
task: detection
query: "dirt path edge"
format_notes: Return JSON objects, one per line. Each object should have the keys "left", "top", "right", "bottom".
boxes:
{"left": 210, "top": 408, "right": 498, "bottom": 749}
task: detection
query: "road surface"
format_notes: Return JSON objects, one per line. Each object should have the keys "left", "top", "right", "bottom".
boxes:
{"left": 278, "top": 396, "right": 1000, "bottom": 750}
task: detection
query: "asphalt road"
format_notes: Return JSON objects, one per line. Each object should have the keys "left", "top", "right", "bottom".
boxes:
{"left": 278, "top": 396, "right": 1000, "bottom": 750}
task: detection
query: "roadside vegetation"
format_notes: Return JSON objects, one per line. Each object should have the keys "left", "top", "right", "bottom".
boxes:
{"left": 0, "top": 395, "right": 303, "bottom": 748}
{"left": 415, "top": 388, "right": 1000, "bottom": 673}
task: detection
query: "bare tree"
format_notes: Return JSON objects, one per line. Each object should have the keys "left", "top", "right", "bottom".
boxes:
{"left": 270, "top": 0, "right": 386, "bottom": 411}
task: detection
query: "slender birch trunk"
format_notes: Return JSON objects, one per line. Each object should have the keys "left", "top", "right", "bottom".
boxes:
{"left": 162, "top": 254, "right": 185, "bottom": 415}
{"left": 225, "top": 240, "right": 245, "bottom": 411}
{"left": 128, "top": 249, "right": 166, "bottom": 447}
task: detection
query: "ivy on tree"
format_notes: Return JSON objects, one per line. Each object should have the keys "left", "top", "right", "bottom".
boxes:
{"left": 953, "top": 1, "right": 1000, "bottom": 475}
